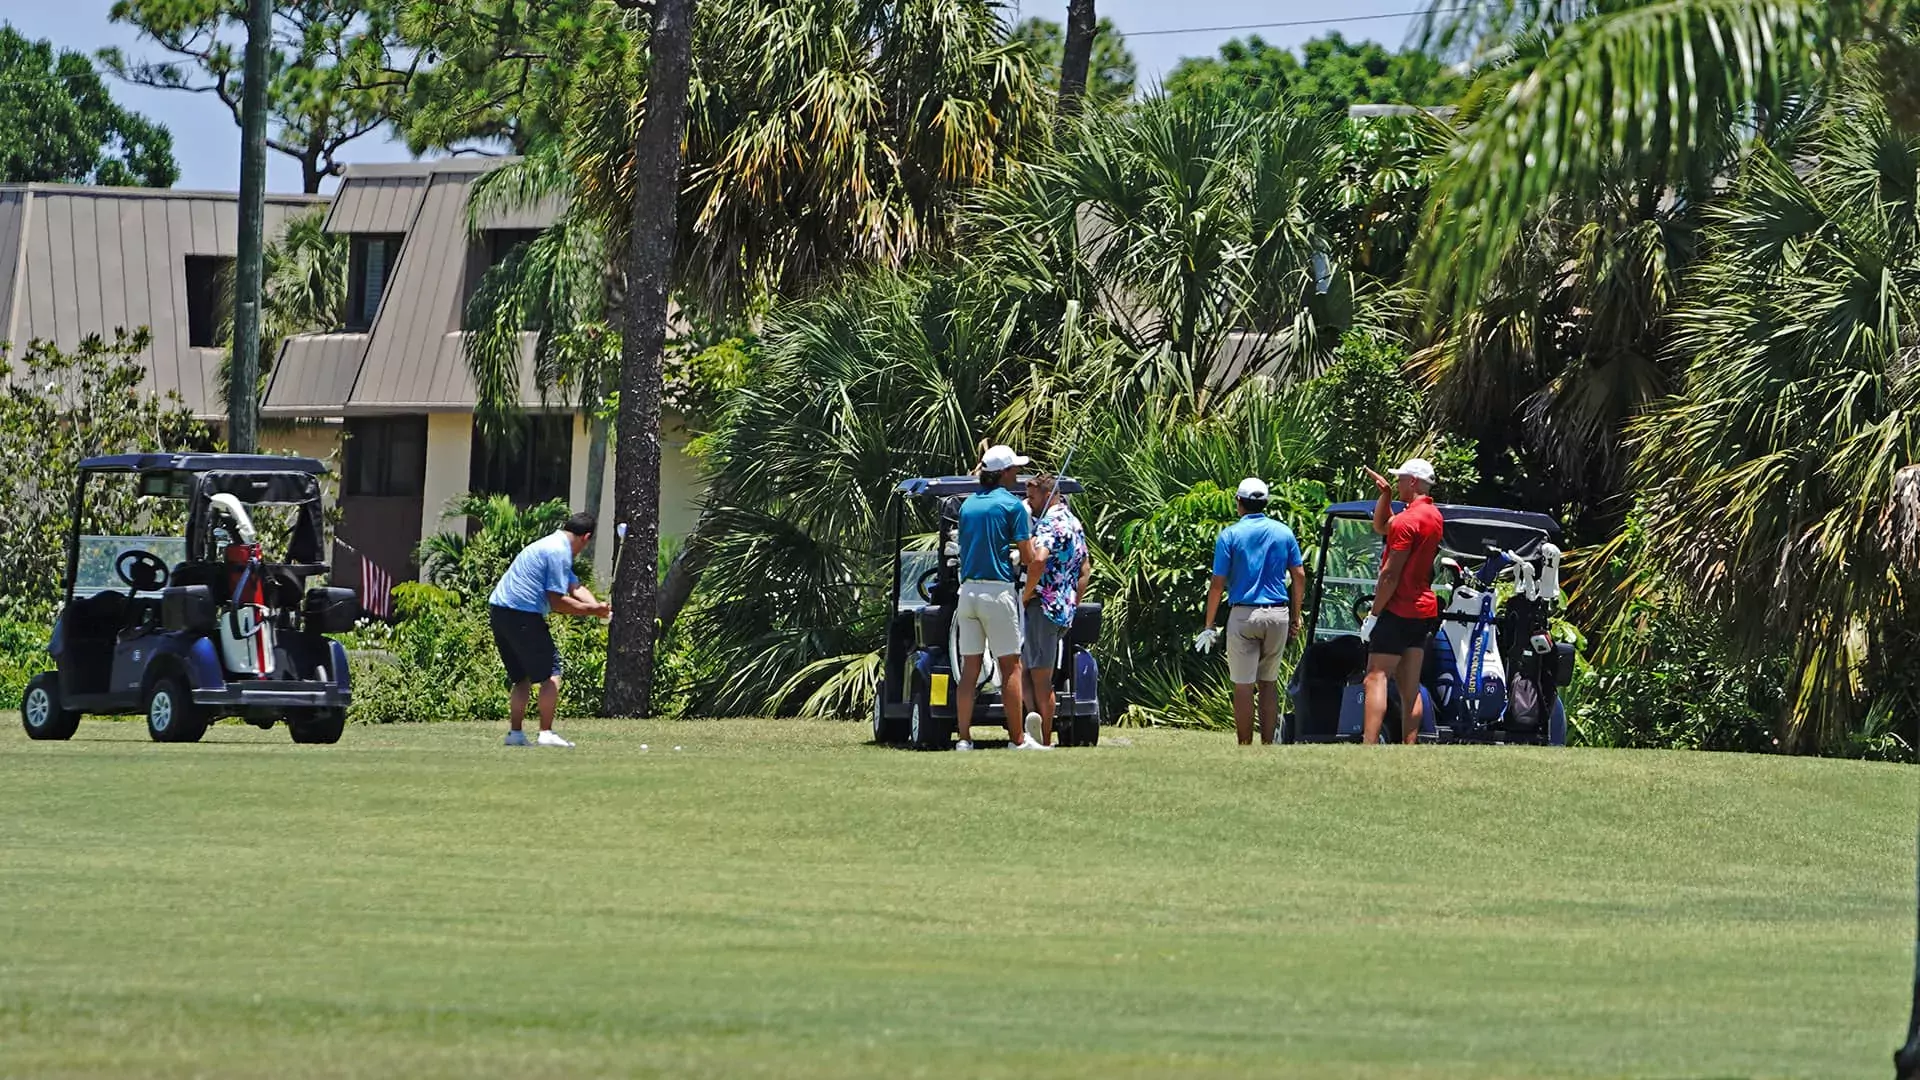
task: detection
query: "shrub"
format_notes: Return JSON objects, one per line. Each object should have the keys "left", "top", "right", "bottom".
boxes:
{"left": 347, "top": 583, "right": 614, "bottom": 725}
{"left": 0, "top": 616, "right": 51, "bottom": 708}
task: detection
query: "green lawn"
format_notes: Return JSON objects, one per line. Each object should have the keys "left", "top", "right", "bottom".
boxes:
{"left": 0, "top": 718, "right": 1911, "bottom": 1079}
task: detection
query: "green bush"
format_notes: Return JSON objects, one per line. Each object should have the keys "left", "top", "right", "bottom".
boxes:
{"left": 0, "top": 616, "right": 51, "bottom": 708}
{"left": 346, "top": 583, "right": 613, "bottom": 725}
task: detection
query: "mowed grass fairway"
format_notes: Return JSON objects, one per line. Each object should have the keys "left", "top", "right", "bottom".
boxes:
{"left": 0, "top": 719, "right": 1911, "bottom": 1079}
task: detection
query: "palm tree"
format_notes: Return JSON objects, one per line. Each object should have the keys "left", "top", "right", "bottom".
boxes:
{"left": 1412, "top": 1, "right": 1918, "bottom": 318}
{"left": 1058, "top": 0, "right": 1098, "bottom": 116}
{"left": 605, "top": 0, "right": 696, "bottom": 719}
{"left": 1605, "top": 88, "right": 1920, "bottom": 749}
{"left": 967, "top": 95, "right": 1395, "bottom": 406}
{"left": 458, "top": 0, "right": 1051, "bottom": 642}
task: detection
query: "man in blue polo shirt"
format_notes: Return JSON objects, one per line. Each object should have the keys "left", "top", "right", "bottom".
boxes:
{"left": 1194, "top": 478, "right": 1306, "bottom": 745}
{"left": 488, "top": 512, "right": 611, "bottom": 748}
{"left": 953, "top": 444, "right": 1042, "bottom": 752}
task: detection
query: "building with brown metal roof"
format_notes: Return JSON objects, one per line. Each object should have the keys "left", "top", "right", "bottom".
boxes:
{"left": 0, "top": 183, "right": 328, "bottom": 418}
{"left": 265, "top": 159, "right": 701, "bottom": 583}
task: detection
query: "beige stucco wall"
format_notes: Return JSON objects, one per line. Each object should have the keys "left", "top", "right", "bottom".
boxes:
{"left": 259, "top": 420, "right": 344, "bottom": 468}
{"left": 568, "top": 414, "right": 703, "bottom": 583}
{"left": 380, "top": 411, "right": 704, "bottom": 584}
{"left": 420, "top": 412, "right": 475, "bottom": 546}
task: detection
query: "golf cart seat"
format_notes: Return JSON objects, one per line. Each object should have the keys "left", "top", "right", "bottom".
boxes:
{"left": 1069, "top": 601, "right": 1102, "bottom": 645}
{"left": 1292, "top": 634, "right": 1366, "bottom": 739}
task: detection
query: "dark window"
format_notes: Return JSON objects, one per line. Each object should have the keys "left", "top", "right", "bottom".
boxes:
{"left": 184, "top": 255, "right": 234, "bottom": 348}
{"left": 469, "top": 414, "right": 572, "bottom": 508}
{"left": 346, "top": 235, "right": 403, "bottom": 331}
{"left": 462, "top": 228, "right": 544, "bottom": 330}
{"left": 344, "top": 416, "right": 428, "bottom": 497}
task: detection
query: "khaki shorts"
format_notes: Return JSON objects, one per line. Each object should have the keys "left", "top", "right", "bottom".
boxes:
{"left": 1226, "top": 605, "right": 1291, "bottom": 684}
{"left": 956, "top": 581, "right": 1023, "bottom": 659}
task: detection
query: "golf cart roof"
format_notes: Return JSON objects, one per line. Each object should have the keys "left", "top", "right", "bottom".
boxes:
{"left": 1324, "top": 500, "right": 1561, "bottom": 560}
{"left": 79, "top": 453, "right": 329, "bottom": 475}
{"left": 897, "top": 475, "right": 1083, "bottom": 498}
{"left": 1324, "top": 501, "right": 1560, "bottom": 535}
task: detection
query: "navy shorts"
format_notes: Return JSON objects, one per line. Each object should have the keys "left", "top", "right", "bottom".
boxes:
{"left": 1369, "top": 611, "right": 1440, "bottom": 656}
{"left": 489, "top": 605, "right": 561, "bottom": 684}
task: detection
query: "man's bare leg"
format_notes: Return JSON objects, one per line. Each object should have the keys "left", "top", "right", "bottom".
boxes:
{"left": 509, "top": 681, "right": 531, "bottom": 732}
{"left": 1257, "top": 680, "right": 1279, "bottom": 744}
{"left": 957, "top": 653, "right": 984, "bottom": 742}
{"left": 1361, "top": 653, "right": 1399, "bottom": 744}
{"left": 1233, "top": 683, "right": 1256, "bottom": 745}
{"left": 538, "top": 675, "right": 561, "bottom": 732}
{"left": 1028, "top": 666, "right": 1055, "bottom": 745}
{"left": 1394, "top": 648, "right": 1425, "bottom": 745}
{"left": 997, "top": 654, "right": 1026, "bottom": 744}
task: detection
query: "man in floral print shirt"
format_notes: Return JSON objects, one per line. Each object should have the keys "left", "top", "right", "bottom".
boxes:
{"left": 1021, "top": 472, "right": 1090, "bottom": 747}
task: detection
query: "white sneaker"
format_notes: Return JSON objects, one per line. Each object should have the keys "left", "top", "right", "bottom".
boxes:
{"left": 955, "top": 740, "right": 974, "bottom": 752}
{"left": 536, "top": 730, "right": 574, "bottom": 748}
{"left": 504, "top": 730, "right": 529, "bottom": 746}
{"left": 1014, "top": 734, "right": 1052, "bottom": 751}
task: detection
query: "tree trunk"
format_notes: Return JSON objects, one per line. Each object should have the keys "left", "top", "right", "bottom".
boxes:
{"left": 1058, "top": 0, "right": 1097, "bottom": 117}
{"left": 604, "top": 0, "right": 697, "bottom": 718}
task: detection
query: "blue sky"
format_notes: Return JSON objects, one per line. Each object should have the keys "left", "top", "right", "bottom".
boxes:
{"left": 5, "top": 0, "right": 1424, "bottom": 193}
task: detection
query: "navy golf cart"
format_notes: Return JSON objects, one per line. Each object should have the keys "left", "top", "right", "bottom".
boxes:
{"left": 872, "top": 475, "right": 1103, "bottom": 750}
{"left": 1284, "top": 500, "right": 1575, "bottom": 745}
{"left": 20, "top": 453, "right": 356, "bottom": 745}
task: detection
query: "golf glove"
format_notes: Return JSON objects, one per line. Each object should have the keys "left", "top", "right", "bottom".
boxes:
{"left": 1193, "top": 627, "right": 1220, "bottom": 653}
{"left": 1360, "top": 615, "right": 1378, "bottom": 643}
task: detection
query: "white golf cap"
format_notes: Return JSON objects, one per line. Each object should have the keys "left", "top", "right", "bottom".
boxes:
{"left": 1391, "top": 457, "right": 1436, "bottom": 484}
{"left": 1236, "top": 477, "right": 1270, "bottom": 501}
{"left": 980, "top": 444, "right": 1030, "bottom": 472}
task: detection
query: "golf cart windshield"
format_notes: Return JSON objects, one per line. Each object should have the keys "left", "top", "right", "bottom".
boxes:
{"left": 1309, "top": 502, "right": 1559, "bottom": 642}
{"left": 1314, "top": 518, "right": 1384, "bottom": 640}
{"left": 69, "top": 456, "right": 332, "bottom": 600}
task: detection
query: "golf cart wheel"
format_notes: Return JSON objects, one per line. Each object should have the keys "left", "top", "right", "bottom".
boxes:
{"left": 144, "top": 675, "right": 207, "bottom": 744}
{"left": 871, "top": 680, "right": 909, "bottom": 745}
{"left": 1072, "top": 709, "right": 1100, "bottom": 748}
{"left": 21, "top": 673, "right": 80, "bottom": 741}
{"left": 288, "top": 709, "right": 346, "bottom": 745}
{"left": 907, "top": 670, "right": 946, "bottom": 751}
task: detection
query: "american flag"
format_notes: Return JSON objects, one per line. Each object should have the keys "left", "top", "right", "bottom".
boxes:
{"left": 338, "top": 541, "right": 395, "bottom": 621}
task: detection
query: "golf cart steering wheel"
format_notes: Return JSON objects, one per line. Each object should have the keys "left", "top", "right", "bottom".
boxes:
{"left": 116, "top": 549, "right": 171, "bottom": 593}
{"left": 916, "top": 567, "right": 940, "bottom": 603}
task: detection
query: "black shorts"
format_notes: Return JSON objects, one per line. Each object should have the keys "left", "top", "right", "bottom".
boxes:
{"left": 1369, "top": 611, "right": 1440, "bottom": 656}
{"left": 489, "top": 605, "right": 561, "bottom": 684}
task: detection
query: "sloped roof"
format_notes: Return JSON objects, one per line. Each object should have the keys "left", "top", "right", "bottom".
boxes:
{"left": 0, "top": 184, "right": 328, "bottom": 418}
{"left": 265, "top": 158, "right": 568, "bottom": 417}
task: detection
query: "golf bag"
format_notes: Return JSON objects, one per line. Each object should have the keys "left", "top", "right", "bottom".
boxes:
{"left": 1432, "top": 580, "right": 1507, "bottom": 737}
{"left": 211, "top": 494, "right": 275, "bottom": 678}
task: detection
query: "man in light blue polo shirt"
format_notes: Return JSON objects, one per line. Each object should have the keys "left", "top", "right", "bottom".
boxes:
{"left": 488, "top": 512, "right": 611, "bottom": 748}
{"left": 1194, "top": 478, "right": 1306, "bottom": 745}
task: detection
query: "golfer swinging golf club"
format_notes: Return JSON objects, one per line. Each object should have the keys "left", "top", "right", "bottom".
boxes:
{"left": 1194, "top": 478, "right": 1306, "bottom": 745}
{"left": 1360, "top": 459, "right": 1444, "bottom": 745}
{"left": 488, "top": 512, "right": 611, "bottom": 747}
{"left": 954, "top": 445, "right": 1046, "bottom": 751}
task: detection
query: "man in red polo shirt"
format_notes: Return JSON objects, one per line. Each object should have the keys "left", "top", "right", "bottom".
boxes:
{"left": 1360, "top": 458, "right": 1444, "bottom": 745}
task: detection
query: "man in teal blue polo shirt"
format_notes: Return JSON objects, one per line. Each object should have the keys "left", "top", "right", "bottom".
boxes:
{"left": 1195, "top": 478, "right": 1306, "bottom": 745}
{"left": 953, "top": 444, "right": 1042, "bottom": 751}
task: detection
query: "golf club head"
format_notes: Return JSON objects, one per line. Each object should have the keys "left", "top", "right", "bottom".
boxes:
{"left": 617, "top": 522, "right": 629, "bottom": 540}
